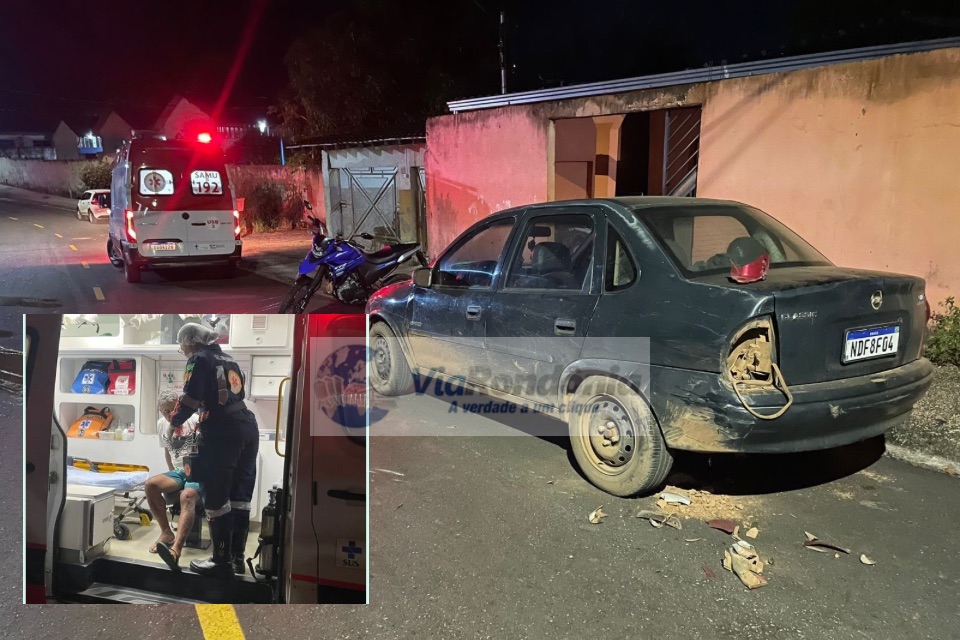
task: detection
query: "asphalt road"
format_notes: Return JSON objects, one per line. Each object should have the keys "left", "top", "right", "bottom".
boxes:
{"left": 365, "top": 391, "right": 960, "bottom": 640}
{"left": 0, "top": 194, "right": 354, "bottom": 315}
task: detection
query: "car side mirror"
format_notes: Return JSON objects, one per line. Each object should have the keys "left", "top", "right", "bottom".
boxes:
{"left": 413, "top": 267, "right": 433, "bottom": 288}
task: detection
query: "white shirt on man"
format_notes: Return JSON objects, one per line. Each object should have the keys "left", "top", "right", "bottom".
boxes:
{"left": 157, "top": 414, "right": 200, "bottom": 469}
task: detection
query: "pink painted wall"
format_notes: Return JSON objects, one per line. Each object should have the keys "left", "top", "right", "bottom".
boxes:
{"left": 425, "top": 108, "right": 549, "bottom": 255}
{"left": 696, "top": 48, "right": 960, "bottom": 307}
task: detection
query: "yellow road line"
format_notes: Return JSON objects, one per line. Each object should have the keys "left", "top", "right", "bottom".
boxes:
{"left": 92, "top": 287, "right": 104, "bottom": 301}
{"left": 81, "top": 261, "right": 90, "bottom": 269}
{"left": 69, "top": 244, "right": 78, "bottom": 251}
{"left": 33, "top": 223, "right": 43, "bottom": 229}
{"left": 55, "top": 233, "right": 63, "bottom": 238}
{"left": 195, "top": 605, "right": 246, "bottom": 640}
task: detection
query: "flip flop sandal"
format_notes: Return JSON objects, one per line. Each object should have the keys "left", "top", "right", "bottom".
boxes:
{"left": 156, "top": 542, "right": 181, "bottom": 572}
{"left": 149, "top": 538, "right": 174, "bottom": 554}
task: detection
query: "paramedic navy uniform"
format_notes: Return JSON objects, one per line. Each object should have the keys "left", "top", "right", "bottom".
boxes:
{"left": 170, "top": 343, "right": 259, "bottom": 520}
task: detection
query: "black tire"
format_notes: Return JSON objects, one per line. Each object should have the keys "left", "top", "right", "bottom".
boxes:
{"left": 567, "top": 377, "right": 672, "bottom": 497}
{"left": 124, "top": 256, "right": 141, "bottom": 283}
{"left": 279, "top": 280, "right": 313, "bottom": 314}
{"left": 88, "top": 211, "right": 96, "bottom": 224}
{"left": 107, "top": 238, "right": 124, "bottom": 268}
{"left": 369, "top": 321, "right": 413, "bottom": 396}
{"left": 114, "top": 521, "right": 130, "bottom": 540}
{"left": 76, "top": 207, "right": 83, "bottom": 221}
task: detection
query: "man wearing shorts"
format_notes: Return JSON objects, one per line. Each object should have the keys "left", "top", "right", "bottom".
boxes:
{"left": 144, "top": 389, "right": 200, "bottom": 564}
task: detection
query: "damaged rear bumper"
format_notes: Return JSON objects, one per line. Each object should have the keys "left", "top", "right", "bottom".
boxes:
{"left": 652, "top": 357, "right": 934, "bottom": 454}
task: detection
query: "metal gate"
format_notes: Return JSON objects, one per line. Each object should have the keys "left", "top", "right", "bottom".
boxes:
{"left": 662, "top": 106, "right": 702, "bottom": 198}
{"left": 328, "top": 167, "right": 401, "bottom": 248}
{"left": 414, "top": 166, "right": 428, "bottom": 256}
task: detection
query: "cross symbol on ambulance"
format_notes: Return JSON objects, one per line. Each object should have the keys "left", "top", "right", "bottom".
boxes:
{"left": 341, "top": 541, "right": 362, "bottom": 559}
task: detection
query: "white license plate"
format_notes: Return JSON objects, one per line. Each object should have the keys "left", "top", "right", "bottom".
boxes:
{"left": 190, "top": 170, "right": 223, "bottom": 195}
{"left": 152, "top": 242, "right": 178, "bottom": 251}
{"left": 842, "top": 325, "right": 899, "bottom": 363}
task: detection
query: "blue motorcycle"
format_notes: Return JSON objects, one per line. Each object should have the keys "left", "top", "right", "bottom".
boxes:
{"left": 279, "top": 201, "right": 428, "bottom": 313}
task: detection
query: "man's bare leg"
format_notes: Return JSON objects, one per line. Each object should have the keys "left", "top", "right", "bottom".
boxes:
{"left": 144, "top": 474, "right": 179, "bottom": 552}
{"left": 168, "top": 487, "right": 201, "bottom": 563}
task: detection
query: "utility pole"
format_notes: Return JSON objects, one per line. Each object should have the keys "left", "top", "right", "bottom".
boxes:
{"left": 499, "top": 11, "right": 507, "bottom": 94}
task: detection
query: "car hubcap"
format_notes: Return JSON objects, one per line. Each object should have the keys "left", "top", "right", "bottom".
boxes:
{"left": 584, "top": 396, "right": 635, "bottom": 469}
{"left": 373, "top": 336, "right": 391, "bottom": 381}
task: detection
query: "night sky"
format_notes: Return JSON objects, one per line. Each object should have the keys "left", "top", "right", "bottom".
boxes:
{"left": 1, "top": 0, "right": 957, "bottom": 132}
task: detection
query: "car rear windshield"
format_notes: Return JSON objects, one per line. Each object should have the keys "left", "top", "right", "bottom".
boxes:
{"left": 631, "top": 203, "right": 832, "bottom": 277}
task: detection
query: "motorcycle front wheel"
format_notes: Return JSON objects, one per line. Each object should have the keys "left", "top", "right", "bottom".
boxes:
{"left": 279, "top": 280, "right": 313, "bottom": 314}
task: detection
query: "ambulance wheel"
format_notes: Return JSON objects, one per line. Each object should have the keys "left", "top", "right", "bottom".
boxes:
{"left": 124, "top": 256, "right": 141, "bottom": 283}
{"left": 107, "top": 239, "right": 124, "bottom": 268}
{"left": 114, "top": 522, "right": 130, "bottom": 540}
{"left": 369, "top": 321, "right": 413, "bottom": 396}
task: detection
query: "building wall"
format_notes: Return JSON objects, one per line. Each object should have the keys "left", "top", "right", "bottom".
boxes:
{"left": 99, "top": 112, "right": 133, "bottom": 158}
{"left": 0, "top": 158, "right": 85, "bottom": 197}
{"left": 425, "top": 46, "right": 960, "bottom": 304}
{"left": 695, "top": 47, "right": 960, "bottom": 307}
{"left": 156, "top": 99, "right": 212, "bottom": 140}
{"left": 226, "top": 164, "right": 325, "bottom": 229}
{"left": 52, "top": 122, "right": 79, "bottom": 161}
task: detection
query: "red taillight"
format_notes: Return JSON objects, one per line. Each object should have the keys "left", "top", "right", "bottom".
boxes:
{"left": 125, "top": 209, "right": 136, "bottom": 241}
{"left": 233, "top": 210, "right": 241, "bottom": 237}
{"left": 197, "top": 132, "right": 212, "bottom": 144}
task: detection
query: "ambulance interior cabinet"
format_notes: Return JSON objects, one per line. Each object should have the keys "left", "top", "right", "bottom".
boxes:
{"left": 59, "top": 485, "right": 115, "bottom": 563}
{"left": 230, "top": 314, "right": 291, "bottom": 348}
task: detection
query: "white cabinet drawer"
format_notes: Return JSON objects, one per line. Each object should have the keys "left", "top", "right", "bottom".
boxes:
{"left": 250, "top": 375, "right": 287, "bottom": 398}
{"left": 252, "top": 355, "right": 291, "bottom": 377}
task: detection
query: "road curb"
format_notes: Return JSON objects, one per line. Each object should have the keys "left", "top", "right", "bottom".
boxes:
{"left": 884, "top": 443, "right": 960, "bottom": 476}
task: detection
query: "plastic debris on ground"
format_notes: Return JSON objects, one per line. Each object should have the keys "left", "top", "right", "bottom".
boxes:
{"left": 722, "top": 542, "right": 768, "bottom": 589}
{"left": 803, "top": 531, "right": 851, "bottom": 554}
{"left": 745, "top": 527, "right": 760, "bottom": 539}
{"left": 707, "top": 518, "right": 737, "bottom": 534}
{"left": 588, "top": 507, "right": 606, "bottom": 524}
{"left": 659, "top": 491, "right": 692, "bottom": 506}
{"left": 860, "top": 554, "right": 876, "bottom": 565}
{"left": 634, "top": 509, "right": 682, "bottom": 530}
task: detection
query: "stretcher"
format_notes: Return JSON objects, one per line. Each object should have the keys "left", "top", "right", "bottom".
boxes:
{"left": 67, "top": 457, "right": 153, "bottom": 540}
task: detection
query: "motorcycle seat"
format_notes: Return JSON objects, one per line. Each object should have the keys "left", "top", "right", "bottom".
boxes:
{"left": 365, "top": 243, "right": 420, "bottom": 265}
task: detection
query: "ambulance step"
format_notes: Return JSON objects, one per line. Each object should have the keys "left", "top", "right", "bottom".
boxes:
{"left": 73, "top": 583, "right": 210, "bottom": 604}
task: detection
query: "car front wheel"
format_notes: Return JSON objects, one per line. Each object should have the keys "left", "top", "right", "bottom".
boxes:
{"left": 369, "top": 321, "right": 413, "bottom": 396}
{"left": 567, "top": 376, "right": 673, "bottom": 497}
{"left": 76, "top": 207, "right": 84, "bottom": 220}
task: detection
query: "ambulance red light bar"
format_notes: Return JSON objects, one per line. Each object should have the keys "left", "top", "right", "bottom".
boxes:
{"left": 197, "top": 132, "right": 213, "bottom": 144}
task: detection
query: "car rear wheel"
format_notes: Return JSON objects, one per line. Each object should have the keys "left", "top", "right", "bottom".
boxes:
{"left": 369, "top": 322, "right": 413, "bottom": 396}
{"left": 568, "top": 377, "right": 672, "bottom": 497}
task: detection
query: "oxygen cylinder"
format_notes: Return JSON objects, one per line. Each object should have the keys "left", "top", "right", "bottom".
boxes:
{"left": 255, "top": 484, "right": 280, "bottom": 577}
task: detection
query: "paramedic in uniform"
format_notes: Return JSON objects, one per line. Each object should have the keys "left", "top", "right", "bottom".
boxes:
{"left": 166, "top": 322, "right": 259, "bottom": 578}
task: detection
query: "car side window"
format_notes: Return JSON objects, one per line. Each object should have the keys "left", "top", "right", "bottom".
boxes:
{"left": 505, "top": 214, "right": 595, "bottom": 291}
{"left": 605, "top": 226, "right": 637, "bottom": 291}
{"left": 435, "top": 218, "right": 515, "bottom": 288}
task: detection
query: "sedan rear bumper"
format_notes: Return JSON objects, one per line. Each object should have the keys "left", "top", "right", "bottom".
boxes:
{"left": 653, "top": 357, "right": 934, "bottom": 454}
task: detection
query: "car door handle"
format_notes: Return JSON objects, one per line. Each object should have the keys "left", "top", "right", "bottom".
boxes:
{"left": 466, "top": 305, "right": 482, "bottom": 320}
{"left": 555, "top": 318, "right": 577, "bottom": 335}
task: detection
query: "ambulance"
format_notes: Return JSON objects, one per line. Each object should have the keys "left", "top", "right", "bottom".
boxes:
{"left": 107, "top": 131, "right": 242, "bottom": 283}
{"left": 24, "top": 313, "right": 367, "bottom": 604}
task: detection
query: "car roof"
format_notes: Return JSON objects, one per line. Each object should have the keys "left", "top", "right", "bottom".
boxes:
{"left": 520, "top": 196, "right": 747, "bottom": 210}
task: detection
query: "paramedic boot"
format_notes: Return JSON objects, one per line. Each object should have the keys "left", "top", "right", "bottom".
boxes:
{"left": 230, "top": 509, "right": 250, "bottom": 575}
{"left": 190, "top": 515, "right": 234, "bottom": 579}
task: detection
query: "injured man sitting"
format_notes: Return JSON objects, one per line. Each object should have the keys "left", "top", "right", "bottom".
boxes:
{"left": 144, "top": 389, "right": 201, "bottom": 564}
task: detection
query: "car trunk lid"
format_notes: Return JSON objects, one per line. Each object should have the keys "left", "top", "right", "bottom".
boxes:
{"left": 751, "top": 267, "right": 925, "bottom": 384}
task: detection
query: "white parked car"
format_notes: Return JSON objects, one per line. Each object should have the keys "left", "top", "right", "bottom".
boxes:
{"left": 77, "top": 189, "right": 110, "bottom": 223}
